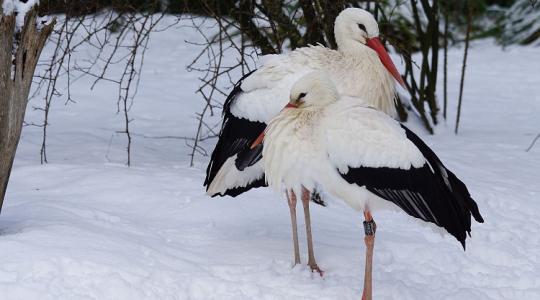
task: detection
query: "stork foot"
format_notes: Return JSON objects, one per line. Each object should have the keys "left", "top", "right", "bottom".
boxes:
{"left": 308, "top": 262, "right": 324, "bottom": 277}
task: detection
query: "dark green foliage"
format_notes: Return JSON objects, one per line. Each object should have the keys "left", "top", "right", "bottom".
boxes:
{"left": 38, "top": 0, "right": 165, "bottom": 15}
{"left": 33, "top": 0, "right": 538, "bottom": 133}
{"left": 500, "top": 0, "right": 540, "bottom": 46}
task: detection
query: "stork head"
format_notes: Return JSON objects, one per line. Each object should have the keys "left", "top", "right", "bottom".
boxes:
{"left": 334, "top": 8, "right": 405, "bottom": 87}
{"left": 335, "top": 8, "right": 379, "bottom": 46}
{"left": 250, "top": 72, "right": 338, "bottom": 149}
{"left": 289, "top": 72, "right": 339, "bottom": 108}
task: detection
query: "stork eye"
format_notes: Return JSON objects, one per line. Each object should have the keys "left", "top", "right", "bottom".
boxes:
{"left": 357, "top": 24, "right": 367, "bottom": 33}
{"left": 298, "top": 92, "right": 307, "bottom": 100}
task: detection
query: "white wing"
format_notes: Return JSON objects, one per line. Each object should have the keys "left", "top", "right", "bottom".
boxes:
{"left": 320, "top": 98, "right": 425, "bottom": 173}
{"left": 230, "top": 46, "right": 338, "bottom": 123}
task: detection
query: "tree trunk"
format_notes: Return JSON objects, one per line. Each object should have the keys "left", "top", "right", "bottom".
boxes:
{"left": 0, "top": 7, "right": 55, "bottom": 212}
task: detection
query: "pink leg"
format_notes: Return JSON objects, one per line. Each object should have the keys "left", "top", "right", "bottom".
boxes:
{"left": 361, "top": 210, "right": 376, "bottom": 300}
{"left": 301, "top": 187, "right": 323, "bottom": 276}
{"left": 286, "top": 190, "right": 301, "bottom": 265}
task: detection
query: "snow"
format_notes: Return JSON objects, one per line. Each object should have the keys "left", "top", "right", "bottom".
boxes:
{"left": 1, "top": 0, "right": 40, "bottom": 27}
{"left": 1, "top": 16, "right": 540, "bottom": 299}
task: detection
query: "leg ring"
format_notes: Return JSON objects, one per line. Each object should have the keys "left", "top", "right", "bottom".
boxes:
{"left": 363, "top": 220, "right": 376, "bottom": 236}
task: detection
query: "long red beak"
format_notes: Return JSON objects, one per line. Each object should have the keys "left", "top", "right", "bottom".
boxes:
{"left": 250, "top": 131, "right": 266, "bottom": 149}
{"left": 250, "top": 102, "right": 298, "bottom": 149}
{"left": 366, "top": 37, "right": 405, "bottom": 88}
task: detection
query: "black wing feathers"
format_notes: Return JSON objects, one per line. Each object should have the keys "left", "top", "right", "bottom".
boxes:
{"left": 236, "top": 144, "right": 264, "bottom": 171}
{"left": 402, "top": 125, "right": 484, "bottom": 224}
{"left": 216, "top": 176, "right": 266, "bottom": 197}
{"left": 204, "top": 70, "right": 268, "bottom": 196}
{"left": 340, "top": 125, "right": 483, "bottom": 249}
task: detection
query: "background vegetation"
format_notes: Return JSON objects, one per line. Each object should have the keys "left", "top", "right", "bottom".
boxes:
{"left": 3, "top": 0, "right": 539, "bottom": 165}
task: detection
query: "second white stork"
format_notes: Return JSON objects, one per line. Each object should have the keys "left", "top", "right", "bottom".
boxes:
{"left": 205, "top": 8, "right": 404, "bottom": 273}
{"left": 246, "top": 72, "right": 484, "bottom": 299}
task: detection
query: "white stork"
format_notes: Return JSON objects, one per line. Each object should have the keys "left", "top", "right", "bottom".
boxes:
{"left": 245, "top": 72, "right": 484, "bottom": 299}
{"left": 205, "top": 8, "right": 404, "bottom": 273}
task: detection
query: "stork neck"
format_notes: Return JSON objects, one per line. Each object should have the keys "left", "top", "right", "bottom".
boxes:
{"left": 290, "top": 106, "right": 324, "bottom": 123}
{"left": 336, "top": 40, "right": 397, "bottom": 118}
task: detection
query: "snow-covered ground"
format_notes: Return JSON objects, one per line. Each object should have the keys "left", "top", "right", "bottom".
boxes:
{"left": 1, "top": 17, "right": 540, "bottom": 299}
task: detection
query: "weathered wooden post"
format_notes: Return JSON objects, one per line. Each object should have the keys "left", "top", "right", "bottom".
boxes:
{"left": 0, "top": 2, "right": 55, "bottom": 212}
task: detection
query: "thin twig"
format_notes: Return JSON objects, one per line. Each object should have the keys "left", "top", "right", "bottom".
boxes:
{"left": 526, "top": 133, "right": 540, "bottom": 152}
{"left": 455, "top": 0, "right": 472, "bottom": 135}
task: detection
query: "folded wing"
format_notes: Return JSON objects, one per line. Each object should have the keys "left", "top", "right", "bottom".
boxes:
{"left": 322, "top": 104, "right": 484, "bottom": 248}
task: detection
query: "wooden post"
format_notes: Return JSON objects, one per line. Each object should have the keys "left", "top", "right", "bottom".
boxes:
{"left": 0, "top": 6, "right": 55, "bottom": 212}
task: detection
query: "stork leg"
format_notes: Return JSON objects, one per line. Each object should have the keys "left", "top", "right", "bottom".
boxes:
{"left": 286, "top": 190, "right": 301, "bottom": 265}
{"left": 301, "top": 187, "right": 323, "bottom": 276}
{"left": 361, "top": 210, "right": 376, "bottom": 300}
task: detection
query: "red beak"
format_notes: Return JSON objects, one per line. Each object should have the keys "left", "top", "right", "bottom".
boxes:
{"left": 250, "top": 102, "right": 298, "bottom": 149}
{"left": 284, "top": 103, "right": 298, "bottom": 109}
{"left": 366, "top": 37, "right": 405, "bottom": 88}
{"left": 250, "top": 131, "right": 266, "bottom": 149}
